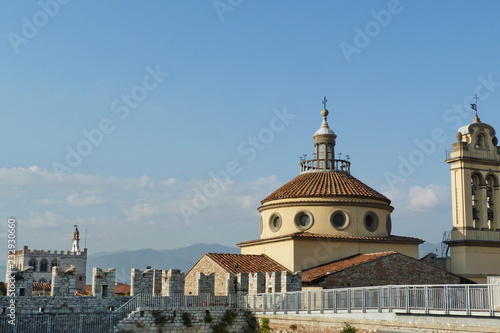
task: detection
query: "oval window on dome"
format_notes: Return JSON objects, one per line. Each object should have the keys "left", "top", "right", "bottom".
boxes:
{"left": 269, "top": 213, "right": 282, "bottom": 232}
{"left": 330, "top": 210, "right": 349, "bottom": 230}
{"left": 294, "top": 211, "right": 313, "bottom": 231}
{"left": 364, "top": 211, "right": 379, "bottom": 232}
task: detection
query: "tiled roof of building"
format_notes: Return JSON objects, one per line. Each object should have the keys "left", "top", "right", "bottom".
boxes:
{"left": 32, "top": 282, "right": 52, "bottom": 291}
{"left": 205, "top": 253, "right": 289, "bottom": 274}
{"left": 237, "top": 232, "right": 424, "bottom": 246}
{"left": 302, "top": 251, "right": 397, "bottom": 282}
{"left": 261, "top": 171, "right": 390, "bottom": 204}
{"left": 84, "top": 284, "right": 131, "bottom": 295}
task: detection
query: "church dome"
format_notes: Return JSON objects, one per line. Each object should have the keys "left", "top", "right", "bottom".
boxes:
{"left": 261, "top": 171, "right": 390, "bottom": 204}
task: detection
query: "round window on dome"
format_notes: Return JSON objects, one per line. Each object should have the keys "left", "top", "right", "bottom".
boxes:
{"left": 330, "top": 210, "right": 349, "bottom": 230}
{"left": 269, "top": 214, "right": 282, "bottom": 232}
{"left": 364, "top": 212, "right": 379, "bottom": 232}
{"left": 294, "top": 211, "right": 313, "bottom": 231}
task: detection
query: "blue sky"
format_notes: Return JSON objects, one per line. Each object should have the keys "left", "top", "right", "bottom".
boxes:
{"left": 1, "top": 0, "right": 500, "bottom": 254}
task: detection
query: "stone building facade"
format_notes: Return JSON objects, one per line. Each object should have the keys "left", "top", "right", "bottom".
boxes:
{"left": 184, "top": 253, "right": 301, "bottom": 296}
{"left": 5, "top": 226, "right": 87, "bottom": 291}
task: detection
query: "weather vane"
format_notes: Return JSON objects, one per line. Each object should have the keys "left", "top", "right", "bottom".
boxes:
{"left": 471, "top": 94, "right": 479, "bottom": 115}
{"left": 322, "top": 96, "right": 328, "bottom": 109}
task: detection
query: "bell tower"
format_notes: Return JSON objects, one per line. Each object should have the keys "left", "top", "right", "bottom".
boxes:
{"left": 445, "top": 108, "right": 500, "bottom": 283}
{"left": 71, "top": 225, "right": 81, "bottom": 255}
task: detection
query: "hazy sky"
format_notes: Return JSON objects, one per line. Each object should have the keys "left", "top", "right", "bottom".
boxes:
{"left": 1, "top": 1, "right": 500, "bottom": 254}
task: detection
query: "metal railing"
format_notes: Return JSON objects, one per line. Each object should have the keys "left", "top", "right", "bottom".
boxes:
{"left": 248, "top": 284, "right": 500, "bottom": 317}
{"left": 445, "top": 228, "right": 500, "bottom": 243}
{"left": 2, "top": 284, "right": 498, "bottom": 332}
{"left": 114, "top": 293, "right": 248, "bottom": 315}
{"left": 0, "top": 313, "right": 121, "bottom": 333}
{"left": 446, "top": 146, "right": 500, "bottom": 161}
{"left": 299, "top": 158, "right": 351, "bottom": 174}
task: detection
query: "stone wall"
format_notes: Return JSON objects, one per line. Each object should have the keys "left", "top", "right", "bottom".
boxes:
{"left": 152, "top": 269, "right": 162, "bottom": 295}
{"left": 248, "top": 273, "right": 265, "bottom": 294}
{"left": 281, "top": 271, "right": 302, "bottom": 292}
{"left": 317, "top": 253, "right": 461, "bottom": 288}
{"left": 266, "top": 272, "right": 281, "bottom": 293}
{"left": 130, "top": 269, "right": 154, "bottom": 296}
{"left": 161, "top": 269, "right": 185, "bottom": 295}
{"left": 9, "top": 267, "right": 33, "bottom": 297}
{"left": 196, "top": 272, "right": 215, "bottom": 295}
{"left": 92, "top": 267, "right": 116, "bottom": 297}
{"left": 51, "top": 266, "right": 76, "bottom": 296}
{"left": 114, "top": 306, "right": 257, "bottom": 333}
{"left": 0, "top": 296, "right": 130, "bottom": 315}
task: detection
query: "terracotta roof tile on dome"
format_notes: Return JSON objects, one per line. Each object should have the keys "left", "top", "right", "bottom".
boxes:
{"left": 302, "top": 252, "right": 398, "bottom": 282}
{"left": 205, "top": 253, "right": 289, "bottom": 274}
{"left": 261, "top": 171, "right": 390, "bottom": 204}
{"left": 237, "top": 232, "right": 424, "bottom": 246}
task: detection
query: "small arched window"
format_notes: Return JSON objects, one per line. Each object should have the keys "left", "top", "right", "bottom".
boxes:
{"left": 51, "top": 259, "right": 58, "bottom": 269}
{"left": 39, "top": 259, "right": 49, "bottom": 272}
{"left": 476, "top": 133, "right": 487, "bottom": 148}
{"left": 28, "top": 258, "right": 37, "bottom": 272}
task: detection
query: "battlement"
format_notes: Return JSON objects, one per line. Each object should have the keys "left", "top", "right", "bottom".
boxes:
{"left": 19, "top": 246, "right": 87, "bottom": 257}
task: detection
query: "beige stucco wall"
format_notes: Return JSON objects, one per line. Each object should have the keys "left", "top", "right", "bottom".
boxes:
{"left": 450, "top": 245, "right": 500, "bottom": 283}
{"left": 259, "top": 197, "right": 393, "bottom": 239}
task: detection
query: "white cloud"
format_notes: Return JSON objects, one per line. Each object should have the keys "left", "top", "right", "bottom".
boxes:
{"left": 66, "top": 193, "right": 105, "bottom": 207}
{"left": 408, "top": 184, "right": 449, "bottom": 212}
{"left": 0, "top": 166, "right": 274, "bottom": 252}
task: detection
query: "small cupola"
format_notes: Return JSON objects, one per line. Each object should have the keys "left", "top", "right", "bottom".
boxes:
{"left": 300, "top": 97, "right": 350, "bottom": 174}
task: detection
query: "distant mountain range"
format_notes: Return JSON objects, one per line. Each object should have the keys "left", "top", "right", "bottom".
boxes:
{"left": 0, "top": 242, "right": 443, "bottom": 283}
{"left": 86, "top": 243, "right": 239, "bottom": 283}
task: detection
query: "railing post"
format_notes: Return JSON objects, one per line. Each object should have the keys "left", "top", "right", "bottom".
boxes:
{"left": 424, "top": 286, "right": 429, "bottom": 314}
{"left": 488, "top": 284, "right": 494, "bottom": 316}
{"left": 347, "top": 289, "right": 352, "bottom": 313}
{"left": 295, "top": 292, "right": 299, "bottom": 314}
{"left": 405, "top": 286, "right": 410, "bottom": 313}
{"left": 273, "top": 293, "right": 276, "bottom": 314}
{"left": 388, "top": 286, "right": 393, "bottom": 312}
{"left": 320, "top": 290, "right": 324, "bottom": 314}
{"left": 333, "top": 290, "right": 337, "bottom": 313}
{"left": 378, "top": 287, "right": 382, "bottom": 313}
{"left": 444, "top": 285, "right": 449, "bottom": 315}
{"left": 307, "top": 291, "right": 311, "bottom": 314}
{"left": 362, "top": 288, "right": 366, "bottom": 313}
{"left": 466, "top": 285, "right": 471, "bottom": 316}
{"left": 283, "top": 293, "right": 289, "bottom": 314}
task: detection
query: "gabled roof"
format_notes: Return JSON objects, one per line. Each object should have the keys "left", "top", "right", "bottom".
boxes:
{"left": 204, "top": 253, "right": 289, "bottom": 274}
{"left": 32, "top": 282, "right": 52, "bottom": 291}
{"left": 237, "top": 232, "right": 424, "bottom": 247}
{"left": 261, "top": 171, "right": 391, "bottom": 204}
{"left": 302, "top": 251, "right": 397, "bottom": 282}
{"left": 84, "top": 283, "right": 131, "bottom": 295}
